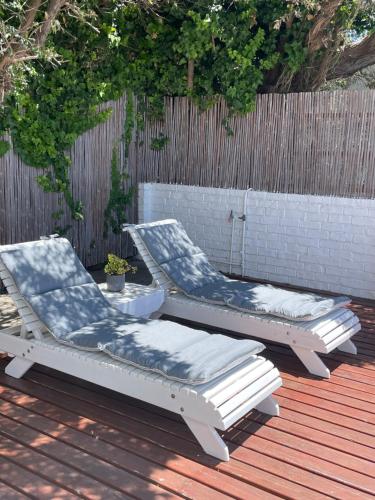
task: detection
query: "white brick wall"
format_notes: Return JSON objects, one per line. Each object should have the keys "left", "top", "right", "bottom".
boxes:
{"left": 138, "top": 183, "right": 375, "bottom": 299}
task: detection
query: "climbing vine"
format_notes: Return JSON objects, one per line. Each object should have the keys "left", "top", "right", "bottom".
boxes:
{"left": 104, "top": 93, "right": 135, "bottom": 237}
{"left": 0, "top": 1, "right": 374, "bottom": 234}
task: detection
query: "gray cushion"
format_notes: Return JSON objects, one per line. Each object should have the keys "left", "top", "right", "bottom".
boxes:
{"left": 136, "top": 220, "right": 351, "bottom": 321}
{"left": 27, "top": 283, "right": 126, "bottom": 337}
{"left": 0, "top": 238, "right": 93, "bottom": 297}
{"left": 101, "top": 320, "right": 265, "bottom": 384}
{"left": 1, "top": 238, "right": 113, "bottom": 335}
{"left": 191, "top": 281, "right": 350, "bottom": 321}
{"left": 58, "top": 313, "right": 147, "bottom": 349}
{"left": 1, "top": 237, "right": 265, "bottom": 384}
{"left": 138, "top": 222, "right": 202, "bottom": 264}
{"left": 160, "top": 254, "right": 223, "bottom": 293}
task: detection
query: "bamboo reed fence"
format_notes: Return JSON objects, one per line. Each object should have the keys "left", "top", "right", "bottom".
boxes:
{"left": 1, "top": 90, "right": 374, "bottom": 265}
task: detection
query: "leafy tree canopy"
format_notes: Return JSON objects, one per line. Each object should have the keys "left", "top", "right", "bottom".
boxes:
{"left": 0, "top": 0, "right": 374, "bottom": 227}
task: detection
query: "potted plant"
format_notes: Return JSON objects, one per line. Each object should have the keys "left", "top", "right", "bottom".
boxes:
{"left": 104, "top": 253, "right": 137, "bottom": 292}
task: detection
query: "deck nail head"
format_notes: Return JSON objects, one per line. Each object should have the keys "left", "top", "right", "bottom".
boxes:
{"left": 171, "top": 394, "right": 176, "bottom": 399}
{"left": 180, "top": 407, "right": 184, "bottom": 412}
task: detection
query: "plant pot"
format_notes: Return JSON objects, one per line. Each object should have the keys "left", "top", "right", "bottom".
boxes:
{"left": 106, "top": 273, "right": 125, "bottom": 292}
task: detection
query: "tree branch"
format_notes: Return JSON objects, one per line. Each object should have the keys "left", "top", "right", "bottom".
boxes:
{"left": 34, "top": 0, "right": 67, "bottom": 48}
{"left": 307, "top": 0, "right": 343, "bottom": 53}
{"left": 327, "top": 32, "right": 375, "bottom": 80}
{"left": 20, "top": 0, "right": 43, "bottom": 34}
{"left": 187, "top": 59, "right": 194, "bottom": 90}
{"left": 0, "top": 0, "right": 68, "bottom": 104}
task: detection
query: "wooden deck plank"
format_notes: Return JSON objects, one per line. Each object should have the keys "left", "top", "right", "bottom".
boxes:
{"left": 246, "top": 412, "right": 375, "bottom": 463}
{"left": 0, "top": 456, "right": 75, "bottom": 499}
{"left": 0, "top": 411, "right": 198, "bottom": 500}
{"left": 0, "top": 480, "right": 31, "bottom": 499}
{"left": 0, "top": 435, "right": 127, "bottom": 499}
{"left": 0, "top": 413, "right": 182, "bottom": 500}
{"left": 1, "top": 292, "right": 375, "bottom": 499}
{"left": 227, "top": 426, "right": 375, "bottom": 494}
{"left": 0, "top": 372, "right": 317, "bottom": 499}
{"left": 0, "top": 377, "right": 276, "bottom": 498}
{"left": 3, "top": 366, "right": 374, "bottom": 499}
{"left": 279, "top": 371, "right": 375, "bottom": 406}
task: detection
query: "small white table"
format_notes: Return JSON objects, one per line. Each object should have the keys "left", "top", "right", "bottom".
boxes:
{"left": 99, "top": 282, "right": 165, "bottom": 319}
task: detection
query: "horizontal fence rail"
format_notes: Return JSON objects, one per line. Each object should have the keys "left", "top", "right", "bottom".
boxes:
{"left": 1, "top": 90, "right": 375, "bottom": 265}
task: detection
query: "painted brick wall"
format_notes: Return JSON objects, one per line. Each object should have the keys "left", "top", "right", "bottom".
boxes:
{"left": 138, "top": 183, "right": 375, "bottom": 299}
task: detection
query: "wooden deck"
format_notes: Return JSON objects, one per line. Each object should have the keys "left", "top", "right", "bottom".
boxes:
{"left": 0, "top": 294, "right": 375, "bottom": 499}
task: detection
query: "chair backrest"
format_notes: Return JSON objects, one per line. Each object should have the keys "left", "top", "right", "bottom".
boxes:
{"left": 126, "top": 222, "right": 176, "bottom": 290}
{"left": 0, "top": 238, "right": 112, "bottom": 339}
{"left": 0, "top": 250, "right": 44, "bottom": 338}
{"left": 126, "top": 219, "right": 222, "bottom": 294}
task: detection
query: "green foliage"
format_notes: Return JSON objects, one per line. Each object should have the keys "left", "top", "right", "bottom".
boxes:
{"left": 1, "top": 0, "right": 374, "bottom": 231}
{"left": 150, "top": 133, "right": 169, "bottom": 151}
{"left": 104, "top": 253, "right": 137, "bottom": 275}
{"left": 0, "top": 140, "right": 10, "bottom": 156}
{"left": 103, "top": 144, "right": 134, "bottom": 238}
{"left": 103, "top": 93, "right": 135, "bottom": 237}
{"left": 113, "top": 1, "right": 280, "bottom": 115}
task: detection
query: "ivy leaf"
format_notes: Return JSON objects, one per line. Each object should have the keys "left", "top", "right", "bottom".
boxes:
{"left": 0, "top": 140, "right": 10, "bottom": 157}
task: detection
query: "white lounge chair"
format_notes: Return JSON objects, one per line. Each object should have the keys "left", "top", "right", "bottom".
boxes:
{"left": 0, "top": 238, "right": 282, "bottom": 461}
{"left": 124, "top": 219, "right": 361, "bottom": 379}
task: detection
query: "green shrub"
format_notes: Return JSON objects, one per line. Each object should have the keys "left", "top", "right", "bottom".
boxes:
{"left": 104, "top": 253, "right": 137, "bottom": 276}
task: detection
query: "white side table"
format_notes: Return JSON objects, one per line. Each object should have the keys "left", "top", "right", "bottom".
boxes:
{"left": 99, "top": 282, "right": 165, "bottom": 319}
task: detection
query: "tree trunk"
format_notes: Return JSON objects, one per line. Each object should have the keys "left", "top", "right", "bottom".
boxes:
{"left": 327, "top": 32, "right": 375, "bottom": 80}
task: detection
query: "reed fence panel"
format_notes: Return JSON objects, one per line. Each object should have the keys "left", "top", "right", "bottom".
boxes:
{"left": 1, "top": 90, "right": 374, "bottom": 265}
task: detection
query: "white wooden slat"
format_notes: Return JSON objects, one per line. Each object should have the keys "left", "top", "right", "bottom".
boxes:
{"left": 11, "top": 303, "right": 29, "bottom": 314}
{"left": 1, "top": 277, "right": 14, "bottom": 287}
{"left": 0, "top": 270, "right": 9, "bottom": 280}
{"left": 9, "top": 295, "right": 25, "bottom": 308}
{"left": 312, "top": 309, "right": 355, "bottom": 337}
{"left": 320, "top": 315, "right": 360, "bottom": 346}
{"left": 200, "top": 357, "right": 265, "bottom": 400}
{"left": 222, "top": 377, "right": 282, "bottom": 429}
{"left": 324, "top": 323, "right": 362, "bottom": 353}
{"left": 20, "top": 311, "right": 37, "bottom": 322}
{"left": 23, "top": 318, "right": 44, "bottom": 331}
{"left": 301, "top": 307, "right": 349, "bottom": 331}
{"left": 0, "top": 268, "right": 12, "bottom": 281}
{"left": 210, "top": 360, "right": 274, "bottom": 408}
{"left": 217, "top": 369, "right": 280, "bottom": 418}
{"left": 0, "top": 252, "right": 52, "bottom": 339}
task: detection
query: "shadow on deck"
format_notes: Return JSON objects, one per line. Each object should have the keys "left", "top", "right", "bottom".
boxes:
{"left": 0, "top": 269, "right": 374, "bottom": 499}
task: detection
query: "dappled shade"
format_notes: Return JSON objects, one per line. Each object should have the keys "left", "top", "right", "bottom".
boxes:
{"left": 0, "top": 238, "right": 264, "bottom": 383}
{"left": 137, "top": 220, "right": 350, "bottom": 321}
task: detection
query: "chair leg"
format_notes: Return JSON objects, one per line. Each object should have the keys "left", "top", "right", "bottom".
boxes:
{"left": 5, "top": 357, "right": 34, "bottom": 379}
{"left": 337, "top": 339, "right": 357, "bottom": 355}
{"left": 183, "top": 416, "right": 229, "bottom": 461}
{"left": 292, "top": 347, "right": 330, "bottom": 378}
{"left": 255, "top": 395, "right": 280, "bottom": 416}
